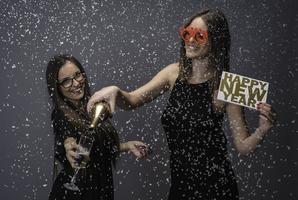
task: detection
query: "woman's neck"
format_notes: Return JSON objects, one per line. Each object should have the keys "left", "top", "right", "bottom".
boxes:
{"left": 66, "top": 98, "right": 85, "bottom": 112}
{"left": 65, "top": 98, "right": 90, "bottom": 119}
{"left": 69, "top": 99, "right": 80, "bottom": 107}
{"left": 188, "top": 57, "right": 216, "bottom": 83}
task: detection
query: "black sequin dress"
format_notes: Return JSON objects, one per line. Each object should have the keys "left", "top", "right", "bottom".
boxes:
{"left": 161, "top": 79, "right": 239, "bottom": 200}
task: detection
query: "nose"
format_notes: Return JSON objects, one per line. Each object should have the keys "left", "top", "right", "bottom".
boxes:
{"left": 189, "top": 36, "right": 195, "bottom": 44}
{"left": 72, "top": 79, "right": 80, "bottom": 86}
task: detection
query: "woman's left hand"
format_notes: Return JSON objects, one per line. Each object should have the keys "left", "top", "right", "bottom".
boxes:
{"left": 125, "top": 141, "right": 149, "bottom": 160}
{"left": 257, "top": 102, "right": 277, "bottom": 131}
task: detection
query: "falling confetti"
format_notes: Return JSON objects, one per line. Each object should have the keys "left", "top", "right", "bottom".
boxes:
{"left": 0, "top": 0, "right": 298, "bottom": 199}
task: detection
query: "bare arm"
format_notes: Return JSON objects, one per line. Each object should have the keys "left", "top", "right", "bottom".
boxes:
{"left": 227, "top": 102, "right": 276, "bottom": 155}
{"left": 87, "top": 63, "right": 179, "bottom": 112}
{"left": 116, "top": 63, "right": 179, "bottom": 109}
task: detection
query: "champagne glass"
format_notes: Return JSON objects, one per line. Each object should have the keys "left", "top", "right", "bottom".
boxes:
{"left": 64, "top": 134, "right": 94, "bottom": 191}
{"left": 64, "top": 101, "right": 109, "bottom": 191}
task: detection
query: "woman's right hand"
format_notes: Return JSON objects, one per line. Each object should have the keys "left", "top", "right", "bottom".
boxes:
{"left": 64, "top": 137, "right": 79, "bottom": 169}
{"left": 87, "top": 86, "right": 120, "bottom": 114}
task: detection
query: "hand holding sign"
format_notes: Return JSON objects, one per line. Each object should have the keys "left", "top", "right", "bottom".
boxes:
{"left": 257, "top": 102, "right": 277, "bottom": 132}
{"left": 217, "top": 71, "right": 277, "bottom": 132}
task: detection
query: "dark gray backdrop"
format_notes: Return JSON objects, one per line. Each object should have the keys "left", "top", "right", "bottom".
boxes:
{"left": 1, "top": 0, "right": 298, "bottom": 199}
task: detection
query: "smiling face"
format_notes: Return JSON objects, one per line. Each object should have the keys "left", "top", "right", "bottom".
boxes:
{"left": 58, "top": 61, "right": 85, "bottom": 104}
{"left": 184, "top": 17, "right": 211, "bottom": 59}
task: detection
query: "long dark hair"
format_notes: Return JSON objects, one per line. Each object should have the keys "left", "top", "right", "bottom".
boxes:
{"left": 46, "top": 54, "right": 91, "bottom": 128}
{"left": 46, "top": 54, "right": 119, "bottom": 164}
{"left": 178, "top": 9, "right": 231, "bottom": 91}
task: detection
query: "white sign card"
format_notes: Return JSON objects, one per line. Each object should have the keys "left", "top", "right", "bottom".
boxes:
{"left": 217, "top": 71, "right": 269, "bottom": 109}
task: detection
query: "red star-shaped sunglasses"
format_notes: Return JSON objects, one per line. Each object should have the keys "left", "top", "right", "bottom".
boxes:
{"left": 179, "top": 27, "right": 208, "bottom": 45}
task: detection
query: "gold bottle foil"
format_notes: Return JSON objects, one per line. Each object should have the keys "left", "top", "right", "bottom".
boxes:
{"left": 89, "top": 102, "right": 110, "bottom": 129}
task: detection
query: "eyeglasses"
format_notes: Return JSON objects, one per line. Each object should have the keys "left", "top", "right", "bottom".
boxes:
{"left": 179, "top": 26, "right": 208, "bottom": 45}
{"left": 57, "top": 71, "right": 85, "bottom": 88}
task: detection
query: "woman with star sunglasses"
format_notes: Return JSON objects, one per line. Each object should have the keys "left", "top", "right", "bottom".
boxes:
{"left": 87, "top": 9, "right": 276, "bottom": 199}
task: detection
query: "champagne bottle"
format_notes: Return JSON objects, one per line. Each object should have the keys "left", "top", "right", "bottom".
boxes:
{"left": 89, "top": 101, "right": 111, "bottom": 129}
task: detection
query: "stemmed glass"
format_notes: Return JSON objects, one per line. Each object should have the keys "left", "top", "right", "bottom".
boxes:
{"left": 64, "top": 134, "right": 94, "bottom": 191}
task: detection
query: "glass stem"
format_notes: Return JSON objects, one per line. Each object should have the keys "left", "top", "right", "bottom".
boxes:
{"left": 70, "top": 168, "right": 80, "bottom": 183}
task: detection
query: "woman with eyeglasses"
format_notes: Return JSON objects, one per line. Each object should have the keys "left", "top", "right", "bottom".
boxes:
{"left": 46, "top": 54, "right": 148, "bottom": 200}
{"left": 87, "top": 9, "right": 277, "bottom": 200}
